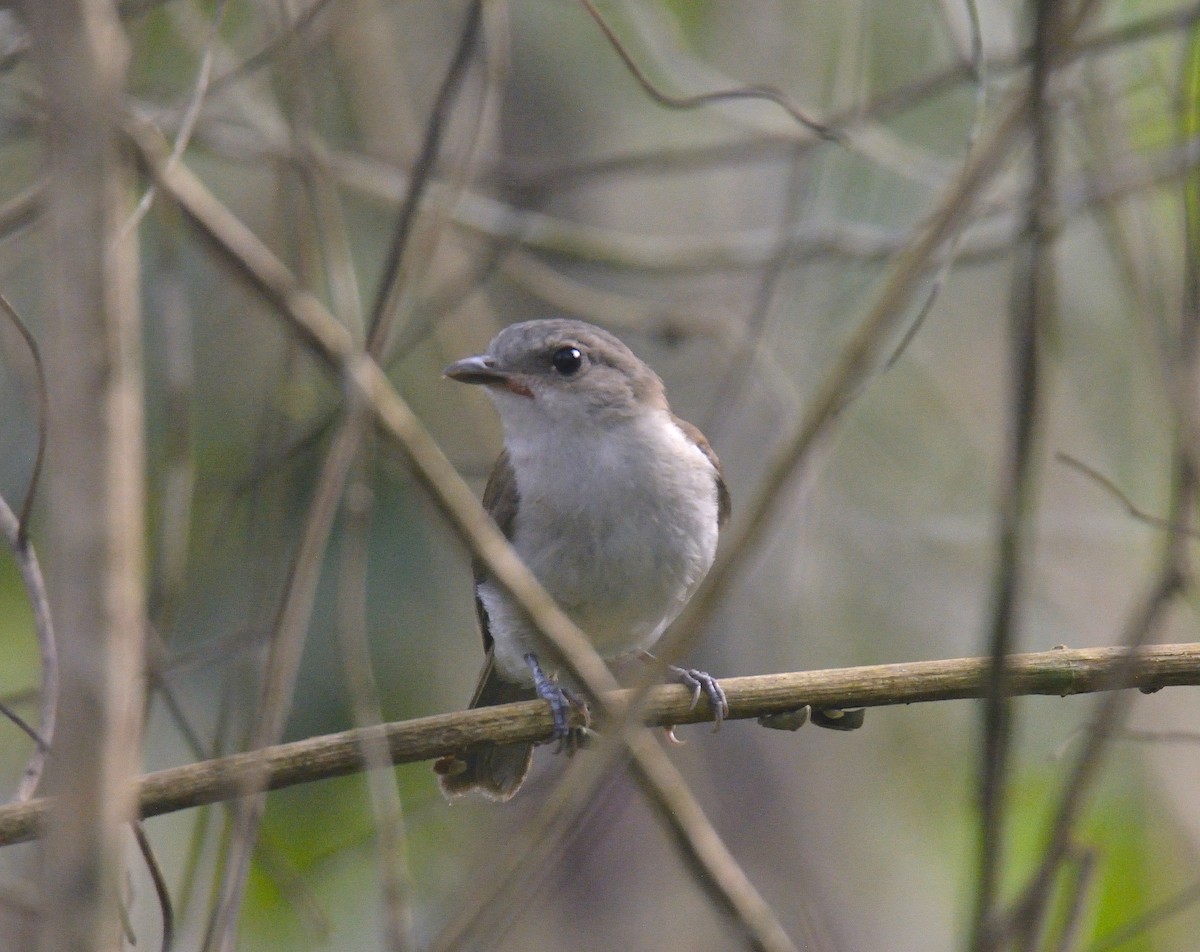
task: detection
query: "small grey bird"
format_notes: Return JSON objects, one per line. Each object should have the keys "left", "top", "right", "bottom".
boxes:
{"left": 435, "top": 319, "right": 730, "bottom": 799}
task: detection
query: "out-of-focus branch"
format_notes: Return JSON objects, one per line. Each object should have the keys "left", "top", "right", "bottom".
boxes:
{"left": 0, "top": 643, "right": 1198, "bottom": 849}
{"left": 972, "top": 0, "right": 1059, "bottom": 943}
{"left": 23, "top": 2, "right": 147, "bottom": 951}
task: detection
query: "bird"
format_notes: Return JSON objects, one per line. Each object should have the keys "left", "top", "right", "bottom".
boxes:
{"left": 434, "top": 319, "right": 730, "bottom": 799}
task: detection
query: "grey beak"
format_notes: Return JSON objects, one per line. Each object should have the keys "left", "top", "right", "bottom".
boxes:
{"left": 444, "top": 354, "right": 508, "bottom": 385}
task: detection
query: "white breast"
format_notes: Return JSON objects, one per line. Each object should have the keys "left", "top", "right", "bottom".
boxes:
{"left": 481, "top": 405, "right": 720, "bottom": 684}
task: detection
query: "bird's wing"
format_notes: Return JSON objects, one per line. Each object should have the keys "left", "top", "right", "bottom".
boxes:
{"left": 672, "top": 415, "right": 731, "bottom": 527}
{"left": 472, "top": 448, "right": 520, "bottom": 654}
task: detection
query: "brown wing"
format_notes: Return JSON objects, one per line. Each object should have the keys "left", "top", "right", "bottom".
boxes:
{"left": 672, "top": 415, "right": 731, "bottom": 527}
{"left": 472, "top": 449, "right": 520, "bottom": 654}
{"left": 434, "top": 449, "right": 535, "bottom": 799}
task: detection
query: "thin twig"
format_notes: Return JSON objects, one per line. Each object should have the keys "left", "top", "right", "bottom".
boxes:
{"left": 365, "top": 0, "right": 482, "bottom": 355}
{"left": 123, "top": 0, "right": 230, "bottom": 237}
{"left": 877, "top": 0, "right": 987, "bottom": 377}
{"left": 0, "top": 184, "right": 41, "bottom": 243}
{"left": 579, "top": 0, "right": 836, "bottom": 141}
{"left": 336, "top": 439, "right": 415, "bottom": 952}
{"left": 205, "top": 417, "right": 363, "bottom": 952}
{"left": 132, "top": 820, "right": 175, "bottom": 952}
{"left": 0, "top": 701, "right": 47, "bottom": 752}
{"left": 0, "top": 294, "right": 55, "bottom": 803}
{"left": 501, "top": 3, "right": 1200, "bottom": 194}
{"left": 1057, "top": 453, "right": 1200, "bottom": 539}
{"left": 1048, "top": 847, "right": 1097, "bottom": 952}
{"left": 0, "top": 294, "right": 48, "bottom": 541}
{"left": 1002, "top": 564, "right": 1183, "bottom": 949}
{"left": 971, "top": 4, "right": 1062, "bottom": 947}
{"left": 0, "top": 492, "right": 56, "bottom": 803}
{"left": 0, "top": 643, "right": 1198, "bottom": 849}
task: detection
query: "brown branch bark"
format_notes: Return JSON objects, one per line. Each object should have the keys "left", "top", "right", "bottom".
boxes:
{"left": 0, "top": 643, "right": 1195, "bottom": 849}
{"left": 23, "top": 2, "right": 146, "bottom": 951}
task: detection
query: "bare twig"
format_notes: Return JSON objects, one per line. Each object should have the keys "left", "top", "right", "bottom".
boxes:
{"left": 0, "top": 644, "right": 1197, "bottom": 849}
{"left": 204, "top": 417, "right": 363, "bottom": 951}
{"left": 0, "top": 493, "right": 56, "bottom": 803}
{"left": 578, "top": 0, "right": 835, "bottom": 140}
{"left": 365, "top": 0, "right": 482, "bottom": 355}
{"left": 336, "top": 441, "right": 415, "bottom": 952}
{"left": 877, "top": 0, "right": 987, "bottom": 377}
{"left": 1003, "top": 566, "right": 1183, "bottom": 950}
{"left": 971, "top": 0, "right": 1059, "bottom": 943}
{"left": 132, "top": 821, "right": 175, "bottom": 952}
{"left": 1047, "top": 847, "right": 1097, "bottom": 952}
{"left": 1057, "top": 453, "right": 1200, "bottom": 539}
{"left": 0, "top": 294, "right": 55, "bottom": 803}
{"left": 123, "top": 0, "right": 230, "bottom": 236}
{"left": 0, "top": 296, "right": 47, "bottom": 539}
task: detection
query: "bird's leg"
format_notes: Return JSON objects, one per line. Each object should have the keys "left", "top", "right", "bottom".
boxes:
{"left": 670, "top": 665, "right": 729, "bottom": 729}
{"left": 523, "top": 652, "right": 589, "bottom": 749}
{"left": 638, "top": 651, "right": 729, "bottom": 731}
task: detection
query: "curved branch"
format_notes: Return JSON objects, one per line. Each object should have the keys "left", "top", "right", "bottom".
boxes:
{"left": 0, "top": 493, "right": 56, "bottom": 803}
{"left": 0, "top": 642, "right": 1196, "bottom": 849}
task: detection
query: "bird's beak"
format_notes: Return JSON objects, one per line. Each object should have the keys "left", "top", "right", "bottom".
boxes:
{"left": 444, "top": 355, "right": 536, "bottom": 399}
{"left": 444, "top": 355, "right": 507, "bottom": 385}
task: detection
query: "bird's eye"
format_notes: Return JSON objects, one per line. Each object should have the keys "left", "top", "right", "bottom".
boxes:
{"left": 551, "top": 346, "right": 584, "bottom": 376}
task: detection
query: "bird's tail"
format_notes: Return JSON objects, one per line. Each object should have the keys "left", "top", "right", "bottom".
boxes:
{"left": 434, "top": 660, "right": 535, "bottom": 801}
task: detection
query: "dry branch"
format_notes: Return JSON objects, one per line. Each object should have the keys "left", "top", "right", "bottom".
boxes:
{"left": 24, "top": 3, "right": 146, "bottom": 951}
{"left": 0, "top": 643, "right": 1196, "bottom": 849}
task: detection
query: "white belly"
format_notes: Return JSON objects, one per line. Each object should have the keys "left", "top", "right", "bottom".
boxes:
{"left": 483, "top": 411, "right": 720, "bottom": 685}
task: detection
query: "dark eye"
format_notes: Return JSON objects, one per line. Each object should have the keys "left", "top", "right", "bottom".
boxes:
{"left": 552, "top": 346, "right": 584, "bottom": 376}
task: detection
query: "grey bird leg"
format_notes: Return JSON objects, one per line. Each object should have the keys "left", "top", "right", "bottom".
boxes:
{"left": 523, "top": 652, "right": 585, "bottom": 747}
{"left": 636, "top": 650, "right": 729, "bottom": 731}
{"left": 668, "top": 664, "right": 730, "bottom": 730}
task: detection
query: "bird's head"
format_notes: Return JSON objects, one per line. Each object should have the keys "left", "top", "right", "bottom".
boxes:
{"left": 444, "top": 319, "right": 667, "bottom": 427}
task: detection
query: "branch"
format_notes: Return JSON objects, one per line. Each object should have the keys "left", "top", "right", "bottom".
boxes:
{"left": 0, "top": 643, "right": 1196, "bottom": 849}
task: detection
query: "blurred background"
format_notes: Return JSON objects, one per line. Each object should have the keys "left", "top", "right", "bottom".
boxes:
{"left": 1, "top": 0, "right": 1200, "bottom": 950}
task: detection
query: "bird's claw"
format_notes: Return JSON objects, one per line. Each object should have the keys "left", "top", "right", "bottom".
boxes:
{"left": 524, "top": 653, "right": 590, "bottom": 751}
{"left": 668, "top": 665, "right": 729, "bottom": 731}
{"left": 758, "top": 706, "right": 811, "bottom": 732}
{"left": 810, "top": 707, "right": 866, "bottom": 731}
{"left": 758, "top": 705, "right": 865, "bottom": 732}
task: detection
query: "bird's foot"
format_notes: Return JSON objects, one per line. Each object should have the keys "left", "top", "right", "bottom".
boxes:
{"left": 667, "top": 664, "right": 729, "bottom": 731}
{"left": 758, "top": 705, "right": 865, "bottom": 732}
{"left": 523, "top": 653, "right": 590, "bottom": 752}
{"left": 811, "top": 707, "right": 866, "bottom": 731}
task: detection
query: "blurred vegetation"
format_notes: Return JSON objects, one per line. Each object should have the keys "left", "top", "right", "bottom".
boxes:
{"left": 2, "top": 0, "right": 1200, "bottom": 950}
